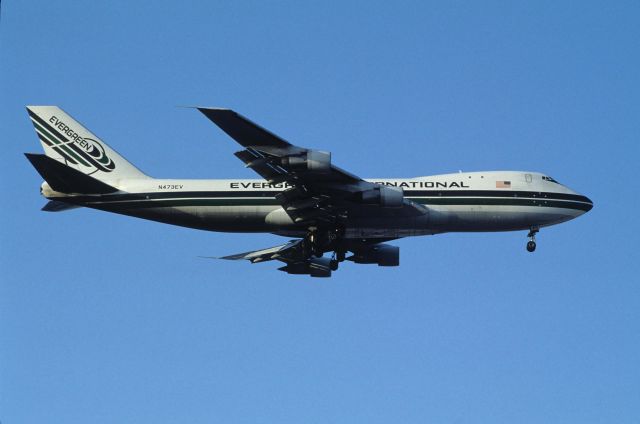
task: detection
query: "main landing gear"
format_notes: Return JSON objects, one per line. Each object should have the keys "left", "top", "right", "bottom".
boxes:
{"left": 526, "top": 226, "right": 539, "bottom": 252}
{"left": 330, "top": 250, "right": 347, "bottom": 270}
{"left": 304, "top": 226, "right": 346, "bottom": 270}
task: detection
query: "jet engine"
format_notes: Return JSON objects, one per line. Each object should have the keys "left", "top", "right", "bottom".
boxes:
{"left": 360, "top": 185, "right": 404, "bottom": 208}
{"left": 281, "top": 150, "right": 331, "bottom": 172}
{"left": 278, "top": 257, "right": 333, "bottom": 277}
{"left": 348, "top": 244, "right": 400, "bottom": 267}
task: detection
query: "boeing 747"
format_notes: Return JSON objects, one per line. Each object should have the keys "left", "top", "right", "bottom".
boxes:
{"left": 25, "top": 106, "right": 593, "bottom": 277}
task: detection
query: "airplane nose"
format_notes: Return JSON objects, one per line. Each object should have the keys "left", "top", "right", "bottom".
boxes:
{"left": 581, "top": 195, "right": 594, "bottom": 213}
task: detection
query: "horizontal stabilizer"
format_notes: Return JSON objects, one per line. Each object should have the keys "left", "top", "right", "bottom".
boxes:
{"left": 25, "top": 153, "right": 118, "bottom": 194}
{"left": 41, "top": 200, "right": 81, "bottom": 212}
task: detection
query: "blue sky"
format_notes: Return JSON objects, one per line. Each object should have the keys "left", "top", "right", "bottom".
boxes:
{"left": 1, "top": 1, "right": 639, "bottom": 422}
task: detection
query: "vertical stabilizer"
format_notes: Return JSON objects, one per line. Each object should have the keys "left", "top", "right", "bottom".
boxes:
{"left": 26, "top": 106, "right": 148, "bottom": 182}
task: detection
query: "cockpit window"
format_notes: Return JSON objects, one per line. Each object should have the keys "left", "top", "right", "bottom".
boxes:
{"left": 542, "top": 176, "right": 560, "bottom": 184}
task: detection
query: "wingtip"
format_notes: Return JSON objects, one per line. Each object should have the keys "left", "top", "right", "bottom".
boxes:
{"left": 173, "top": 106, "right": 234, "bottom": 114}
{"left": 197, "top": 107, "right": 236, "bottom": 117}
{"left": 197, "top": 255, "right": 243, "bottom": 260}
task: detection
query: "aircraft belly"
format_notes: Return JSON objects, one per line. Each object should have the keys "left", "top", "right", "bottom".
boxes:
{"left": 342, "top": 213, "right": 433, "bottom": 239}
{"left": 197, "top": 205, "right": 276, "bottom": 231}
{"left": 87, "top": 198, "right": 582, "bottom": 236}
{"left": 98, "top": 204, "right": 276, "bottom": 232}
{"left": 427, "top": 204, "right": 581, "bottom": 232}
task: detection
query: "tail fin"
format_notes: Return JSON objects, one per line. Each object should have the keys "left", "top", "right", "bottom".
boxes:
{"left": 26, "top": 106, "right": 148, "bottom": 183}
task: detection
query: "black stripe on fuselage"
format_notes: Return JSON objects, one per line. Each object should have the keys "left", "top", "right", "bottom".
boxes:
{"left": 60, "top": 189, "right": 593, "bottom": 212}
{"left": 405, "top": 190, "right": 591, "bottom": 203}
{"left": 413, "top": 197, "right": 592, "bottom": 211}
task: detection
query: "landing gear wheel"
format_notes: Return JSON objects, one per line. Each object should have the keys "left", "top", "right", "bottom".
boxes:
{"left": 330, "top": 259, "right": 339, "bottom": 271}
{"left": 330, "top": 249, "right": 346, "bottom": 270}
{"left": 306, "top": 228, "right": 323, "bottom": 258}
{"left": 526, "top": 226, "right": 539, "bottom": 253}
{"left": 306, "top": 226, "right": 346, "bottom": 260}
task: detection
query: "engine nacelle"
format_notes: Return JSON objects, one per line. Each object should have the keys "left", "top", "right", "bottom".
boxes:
{"left": 348, "top": 244, "right": 400, "bottom": 267}
{"left": 278, "top": 257, "right": 332, "bottom": 277}
{"left": 265, "top": 208, "right": 296, "bottom": 226}
{"left": 281, "top": 150, "right": 331, "bottom": 172}
{"left": 360, "top": 185, "right": 404, "bottom": 208}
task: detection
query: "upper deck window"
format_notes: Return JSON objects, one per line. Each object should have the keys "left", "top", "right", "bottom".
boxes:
{"left": 542, "top": 176, "right": 560, "bottom": 184}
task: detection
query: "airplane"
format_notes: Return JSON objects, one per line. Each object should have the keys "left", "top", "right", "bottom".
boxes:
{"left": 24, "top": 106, "right": 593, "bottom": 277}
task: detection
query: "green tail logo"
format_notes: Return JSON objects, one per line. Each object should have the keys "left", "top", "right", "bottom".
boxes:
{"left": 28, "top": 110, "right": 115, "bottom": 173}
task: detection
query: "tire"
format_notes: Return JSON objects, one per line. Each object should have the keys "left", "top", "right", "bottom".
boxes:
{"left": 330, "top": 259, "right": 339, "bottom": 271}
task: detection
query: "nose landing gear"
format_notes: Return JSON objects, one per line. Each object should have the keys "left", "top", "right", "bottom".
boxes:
{"left": 526, "top": 227, "right": 539, "bottom": 252}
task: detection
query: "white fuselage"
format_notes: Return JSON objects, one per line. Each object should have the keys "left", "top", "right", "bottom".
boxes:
{"left": 46, "top": 170, "right": 592, "bottom": 240}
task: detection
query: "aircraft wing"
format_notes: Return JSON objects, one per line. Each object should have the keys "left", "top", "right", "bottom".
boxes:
{"left": 199, "top": 108, "right": 427, "bottom": 225}
{"left": 217, "top": 239, "right": 305, "bottom": 263}
{"left": 210, "top": 238, "right": 339, "bottom": 277}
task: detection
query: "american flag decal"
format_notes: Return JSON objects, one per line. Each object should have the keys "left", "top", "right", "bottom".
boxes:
{"left": 496, "top": 181, "right": 511, "bottom": 188}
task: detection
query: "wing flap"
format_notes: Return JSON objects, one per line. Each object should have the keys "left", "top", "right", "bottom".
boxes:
{"left": 234, "top": 149, "right": 289, "bottom": 183}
